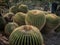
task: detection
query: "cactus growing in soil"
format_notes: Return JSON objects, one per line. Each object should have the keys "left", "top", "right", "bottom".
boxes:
{"left": 9, "top": 6, "right": 19, "bottom": 14}
{"left": 13, "top": 12, "right": 26, "bottom": 26}
{"left": 25, "top": 10, "right": 46, "bottom": 30}
{"left": 9, "top": 25, "right": 44, "bottom": 45}
{"left": 3, "top": 12, "right": 14, "bottom": 23}
{"left": 42, "top": 14, "right": 60, "bottom": 33}
{"left": 18, "top": 4, "right": 28, "bottom": 13}
{"left": 5, "top": 22, "right": 18, "bottom": 35}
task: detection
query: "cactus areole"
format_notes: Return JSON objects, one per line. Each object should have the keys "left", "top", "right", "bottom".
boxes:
{"left": 9, "top": 25, "right": 44, "bottom": 45}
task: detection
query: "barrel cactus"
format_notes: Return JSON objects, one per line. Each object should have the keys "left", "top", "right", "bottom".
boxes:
{"left": 13, "top": 12, "right": 26, "bottom": 26}
{"left": 9, "top": 6, "right": 19, "bottom": 14}
{"left": 42, "top": 14, "right": 60, "bottom": 33}
{"left": 9, "top": 25, "right": 44, "bottom": 45}
{"left": 18, "top": 4, "right": 28, "bottom": 13}
{"left": 25, "top": 10, "right": 46, "bottom": 30}
{"left": 3, "top": 12, "right": 14, "bottom": 23}
{"left": 5, "top": 22, "right": 18, "bottom": 35}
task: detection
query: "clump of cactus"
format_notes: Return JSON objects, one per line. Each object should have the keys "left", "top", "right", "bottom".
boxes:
{"left": 5, "top": 22, "right": 18, "bottom": 35}
{"left": 42, "top": 14, "right": 60, "bottom": 33}
{"left": 13, "top": 12, "right": 26, "bottom": 26}
{"left": 3, "top": 12, "right": 14, "bottom": 23}
{"left": 18, "top": 4, "right": 28, "bottom": 13}
{"left": 25, "top": 10, "right": 46, "bottom": 30}
{"left": 9, "top": 6, "right": 19, "bottom": 14}
{"left": 9, "top": 25, "right": 44, "bottom": 45}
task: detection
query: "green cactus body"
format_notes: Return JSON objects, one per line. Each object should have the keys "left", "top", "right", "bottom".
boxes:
{"left": 43, "top": 14, "right": 60, "bottom": 33}
{"left": 13, "top": 12, "right": 26, "bottom": 26}
{"left": 18, "top": 4, "right": 28, "bottom": 13}
{"left": 25, "top": 10, "right": 46, "bottom": 30}
{"left": 9, "top": 6, "right": 19, "bottom": 14}
{"left": 0, "top": 17, "right": 6, "bottom": 31}
{"left": 9, "top": 25, "right": 44, "bottom": 45}
{"left": 3, "top": 12, "right": 14, "bottom": 23}
{"left": 5, "top": 22, "right": 18, "bottom": 35}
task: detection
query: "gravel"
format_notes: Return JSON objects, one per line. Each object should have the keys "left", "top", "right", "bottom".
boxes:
{"left": 43, "top": 32, "right": 60, "bottom": 45}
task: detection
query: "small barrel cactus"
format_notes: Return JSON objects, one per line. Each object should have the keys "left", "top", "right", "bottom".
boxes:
{"left": 3, "top": 12, "right": 14, "bottom": 23}
{"left": 5, "top": 22, "right": 18, "bottom": 35}
{"left": 18, "top": 4, "right": 28, "bottom": 13}
{"left": 9, "top": 6, "right": 19, "bottom": 14}
{"left": 42, "top": 14, "right": 60, "bottom": 33}
{"left": 25, "top": 10, "right": 46, "bottom": 30}
{"left": 13, "top": 12, "right": 26, "bottom": 26}
{"left": 9, "top": 25, "right": 44, "bottom": 45}
{"left": 0, "top": 17, "right": 6, "bottom": 31}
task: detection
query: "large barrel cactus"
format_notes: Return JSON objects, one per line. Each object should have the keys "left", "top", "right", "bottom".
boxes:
{"left": 18, "top": 4, "right": 28, "bottom": 13}
{"left": 25, "top": 10, "right": 46, "bottom": 30}
{"left": 9, "top": 25, "right": 44, "bottom": 45}
{"left": 42, "top": 14, "right": 60, "bottom": 33}
{"left": 3, "top": 12, "right": 14, "bottom": 23}
{"left": 13, "top": 12, "right": 26, "bottom": 26}
{"left": 5, "top": 22, "right": 18, "bottom": 35}
{"left": 9, "top": 6, "right": 19, "bottom": 14}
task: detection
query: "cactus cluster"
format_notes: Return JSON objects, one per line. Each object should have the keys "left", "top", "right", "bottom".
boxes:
{"left": 1, "top": 3, "right": 60, "bottom": 45}
{"left": 9, "top": 25, "right": 44, "bottom": 45}
{"left": 25, "top": 10, "right": 46, "bottom": 30}
{"left": 9, "top": 4, "right": 28, "bottom": 14}
{"left": 5, "top": 22, "right": 18, "bottom": 35}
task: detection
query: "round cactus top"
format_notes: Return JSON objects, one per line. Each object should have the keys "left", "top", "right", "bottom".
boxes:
{"left": 12, "top": 25, "right": 40, "bottom": 34}
{"left": 46, "top": 14, "right": 58, "bottom": 19}
{"left": 28, "top": 10, "right": 45, "bottom": 15}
